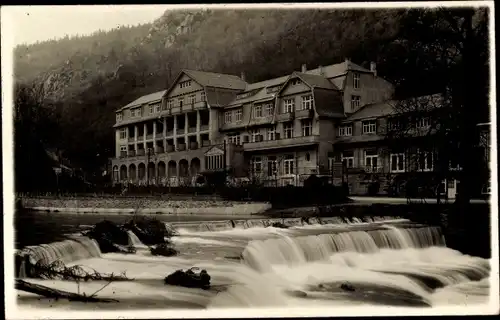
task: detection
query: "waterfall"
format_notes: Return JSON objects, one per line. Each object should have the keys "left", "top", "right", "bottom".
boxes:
{"left": 241, "top": 226, "right": 445, "bottom": 272}
{"left": 171, "top": 216, "right": 406, "bottom": 233}
{"left": 19, "top": 236, "right": 101, "bottom": 266}
{"left": 127, "top": 230, "right": 144, "bottom": 247}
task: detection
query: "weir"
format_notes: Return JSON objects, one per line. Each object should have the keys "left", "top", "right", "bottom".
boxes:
{"left": 14, "top": 217, "right": 491, "bottom": 309}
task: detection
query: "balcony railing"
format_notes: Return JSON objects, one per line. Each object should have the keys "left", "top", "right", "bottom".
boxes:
{"left": 128, "top": 150, "right": 136, "bottom": 157}
{"left": 188, "top": 127, "right": 197, "bottom": 133}
{"left": 243, "top": 135, "right": 320, "bottom": 151}
{"left": 128, "top": 137, "right": 135, "bottom": 143}
{"left": 194, "top": 101, "right": 208, "bottom": 110}
{"left": 200, "top": 124, "right": 209, "bottom": 131}
{"left": 177, "top": 128, "right": 185, "bottom": 135}
{"left": 137, "top": 149, "right": 145, "bottom": 156}
{"left": 182, "top": 104, "right": 194, "bottom": 112}
{"left": 171, "top": 106, "right": 181, "bottom": 114}
{"left": 295, "top": 108, "right": 314, "bottom": 119}
{"left": 146, "top": 134, "right": 154, "bottom": 140}
{"left": 156, "top": 133, "right": 164, "bottom": 139}
{"left": 166, "top": 131, "right": 174, "bottom": 137}
{"left": 201, "top": 140, "right": 211, "bottom": 147}
{"left": 276, "top": 112, "right": 295, "bottom": 122}
{"left": 120, "top": 151, "right": 127, "bottom": 158}
{"left": 364, "top": 166, "right": 384, "bottom": 173}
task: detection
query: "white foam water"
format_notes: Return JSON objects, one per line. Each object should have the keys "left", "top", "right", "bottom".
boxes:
{"left": 15, "top": 219, "right": 490, "bottom": 310}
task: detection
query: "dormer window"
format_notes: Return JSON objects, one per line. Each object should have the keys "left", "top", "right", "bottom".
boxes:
{"left": 290, "top": 78, "right": 301, "bottom": 86}
{"left": 353, "top": 72, "right": 360, "bottom": 89}
{"left": 116, "top": 113, "right": 123, "bottom": 122}
{"left": 254, "top": 105, "right": 263, "bottom": 118}
{"left": 224, "top": 111, "right": 232, "bottom": 124}
{"left": 362, "top": 120, "right": 377, "bottom": 134}
{"left": 338, "top": 125, "right": 353, "bottom": 137}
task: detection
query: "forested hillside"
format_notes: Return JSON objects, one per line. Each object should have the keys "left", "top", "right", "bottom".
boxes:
{"left": 13, "top": 8, "right": 489, "bottom": 191}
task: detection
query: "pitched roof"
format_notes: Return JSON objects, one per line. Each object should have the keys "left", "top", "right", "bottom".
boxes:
{"left": 295, "top": 72, "right": 338, "bottom": 90}
{"left": 345, "top": 100, "right": 397, "bottom": 121}
{"left": 183, "top": 69, "right": 247, "bottom": 90}
{"left": 118, "top": 90, "right": 166, "bottom": 112}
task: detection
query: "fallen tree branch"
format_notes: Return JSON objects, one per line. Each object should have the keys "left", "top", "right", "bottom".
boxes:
{"left": 15, "top": 279, "right": 118, "bottom": 303}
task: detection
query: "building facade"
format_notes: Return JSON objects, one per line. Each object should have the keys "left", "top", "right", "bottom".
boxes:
{"left": 111, "top": 58, "right": 396, "bottom": 187}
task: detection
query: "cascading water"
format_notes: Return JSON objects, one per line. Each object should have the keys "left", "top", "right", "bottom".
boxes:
{"left": 19, "top": 236, "right": 101, "bottom": 266}
{"left": 15, "top": 217, "right": 491, "bottom": 311}
{"left": 127, "top": 230, "right": 145, "bottom": 247}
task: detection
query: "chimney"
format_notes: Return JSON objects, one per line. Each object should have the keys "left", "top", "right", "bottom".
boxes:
{"left": 240, "top": 71, "right": 246, "bottom": 81}
{"left": 301, "top": 64, "right": 307, "bottom": 73}
{"left": 370, "top": 61, "right": 377, "bottom": 77}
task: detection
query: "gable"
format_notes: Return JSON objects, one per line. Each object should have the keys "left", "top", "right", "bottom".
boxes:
{"left": 280, "top": 76, "right": 311, "bottom": 97}
{"left": 167, "top": 73, "right": 204, "bottom": 98}
{"left": 204, "top": 146, "right": 224, "bottom": 156}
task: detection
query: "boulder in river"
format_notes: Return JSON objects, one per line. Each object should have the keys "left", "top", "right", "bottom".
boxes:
{"left": 124, "top": 217, "right": 177, "bottom": 245}
{"left": 340, "top": 282, "right": 355, "bottom": 292}
{"left": 150, "top": 243, "right": 178, "bottom": 257}
{"left": 164, "top": 267, "right": 211, "bottom": 290}
{"left": 83, "top": 220, "right": 130, "bottom": 253}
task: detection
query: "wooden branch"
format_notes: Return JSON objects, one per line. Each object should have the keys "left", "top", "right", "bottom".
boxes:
{"left": 15, "top": 279, "right": 118, "bottom": 303}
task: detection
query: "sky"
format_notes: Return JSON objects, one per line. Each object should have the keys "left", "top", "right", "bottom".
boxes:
{"left": 5, "top": 5, "right": 173, "bottom": 46}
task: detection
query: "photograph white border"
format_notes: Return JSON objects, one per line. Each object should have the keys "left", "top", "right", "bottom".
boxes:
{"left": 2, "top": 1, "right": 498, "bottom": 318}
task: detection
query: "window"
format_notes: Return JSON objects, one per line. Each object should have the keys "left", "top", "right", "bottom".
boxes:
{"left": 301, "top": 95, "right": 313, "bottom": 110}
{"left": 251, "top": 130, "right": 261, "bottom": 143}
{"left": 351, "top": 95, "right": 361, "bottom": 111}
{"left": 417, "top": 150, "right": 434, "bottom": 171}
{"left": 224, "top": 111, "right": 232, "bottom": 124}
{"left": 302, "top": 119, "right": 312, "bottom": 136}
{"left": 136, "top": 108, "right": 141, "bottom": 117}
{"left": 130, "top": 109, "right": 136, "bottom": 118}
{"left": 388, "top": 118, "right": 401, "bottom": 131}
{"left": 341, "top": 151, "right": 354, "bottom": 168}
{"left": 290, "top": 78, "right": 301, "bottom": 86}
{"left": 266, "top": 103, "right": 274, "bottom": 116}
{"left": 267, "top": 126, "right": 277, "bottom": 141}
{"left": 149, "top": 105, "right": 154, "bottom": 114}
{"left": 328, "top": 157, "right": 335, "bottom": 172}
{"left": 116, "top": 113, "right": 122, "bottom": 122}
{"left": 390, "top": 153, "right": 405, "bottom": 172}
{"left": 188, "top": 94, "right": 196, "bottom": 104}
{"left": 254, "top": 105, "right": 263, "bottom": 118}
{"left": 416, "top": 117, "right": 430, "bottom": 128}
{"left": 113, "top": 166, "right": 119, "bottom": 182}
{"left": 251, "top": 157, "right": 262, "bottom": 175}
{"left": 338, "top": 125, "right": 353, "bottom": 137}
{"left": 179, "top": 80, "right": 192, "bottom": 89}
{"left": 283, "top": 122, "right": 294, "bottom": 139}
{"left": 228, "top": 135, "right": 241, "bottom": 145}
{"left": 364, "top": 150, "right": 378, "bottom": 171}
{"left": 362, "top": 120, "right": 376, "bottom": 134}
{"left": 206, "top": 155, "right": 223, "bottom": 170}
{"left": 119, "top": 128, "right": 127, "bottom": 140}
{"left": 283, "top": 155, "right": 295, "bottom": 175}
{"left": 235, "top": 109, "right": 242, "bottom": 122}
{"left": 130, "top": 108, "right": 141, "bottom": 118}
{"left": 200, "top": 91, "right": 206, "bottom": 101}
{"left": 267, "top": 156, "right": 278, "bottom": 176}
{"left": 120, "top": 145, "right": 127, "bottom": 152}
{"left": 178, "top": 97, "right": 184, "bottom": 108}
{"left": 305, "top": 153, "right": 311, "bottom": 162}
{"left": 167, "top": 99, "right": 174, "bottom": 109}
{"left": 283, "top": 98, "right": 294, "bottom": 113}
{"left": 353, "top": 72, "right": 360, "bottom": 89}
